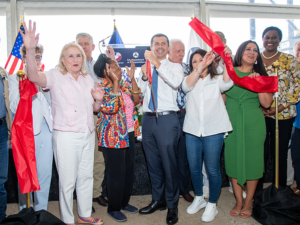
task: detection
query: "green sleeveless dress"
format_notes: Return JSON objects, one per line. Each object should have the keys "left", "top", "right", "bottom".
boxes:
{"left": 224, "top": 68, "right": 266, "bottom": 186}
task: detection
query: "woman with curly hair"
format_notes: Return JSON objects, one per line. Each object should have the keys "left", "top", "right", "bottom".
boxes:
{"left": 93, "top": 54, "right": 142, "bottom": 223}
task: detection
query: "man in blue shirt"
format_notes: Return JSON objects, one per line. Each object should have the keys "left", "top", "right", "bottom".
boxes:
{"left": 168, "top": 39, "right": 194, "bottom": 203}
{"left": 0, "top": 67, "right": 12, "bottom": 222}
{"left": 291, "top": 40, "right": 300, "bottom": 196}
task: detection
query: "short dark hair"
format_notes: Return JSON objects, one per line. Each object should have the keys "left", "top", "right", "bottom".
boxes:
{"left": 93, "top": 54, "right": 113, "bottom": 78}
{"left": 215, "top": 31, "right": 225, "bottom": 41}
{"left": 262, "top": 26, "right": 283, "bottom": 41}
{"left": 233, "top": 40, "right": 268, "bottom": 76}
{"left": 189, "top": 49, "right": 220, "bottom": 79}
{"left": 150, "top": 33, "right": 169, "bottom": 47}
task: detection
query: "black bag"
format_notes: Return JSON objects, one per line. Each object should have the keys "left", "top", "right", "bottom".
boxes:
{"left": 0, "top": 207, "right": 65, "bottom": 225}
{"left": 252, "top": 184, "right": 300, "bottom": 225}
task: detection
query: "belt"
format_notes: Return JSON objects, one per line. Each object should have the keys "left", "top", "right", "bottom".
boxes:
{"left": 177, "top": 109, "right": 186, "bottom": 114}
{"left": 0, "top": 116, "right": 6, "bottom": 126}
{"left": 144, "top": 111, "right": 176, "bottom": 117}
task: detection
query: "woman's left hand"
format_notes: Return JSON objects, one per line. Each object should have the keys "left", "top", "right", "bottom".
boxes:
{"left": 125, "top": 60, "right": 136, "bottom": 81}
{"left": 248, "top": 72, "right": 260, "bottom": 78}
{"left": 91, "top": 81, "right": 104, "bottom": 102}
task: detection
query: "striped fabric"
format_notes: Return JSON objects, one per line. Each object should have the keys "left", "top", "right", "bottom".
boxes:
{"left": 78, "top": 216, "right": 103, "bottom": 224}
{"left": 5, "top": 24, "right": 25, "bottom": 75}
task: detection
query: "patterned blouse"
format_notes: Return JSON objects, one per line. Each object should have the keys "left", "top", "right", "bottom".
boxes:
{"left": 265, "top": 53, "right": 300, "bottom": 120}
{"left": 97, "top": 78, "right": 142, "bottom": 148}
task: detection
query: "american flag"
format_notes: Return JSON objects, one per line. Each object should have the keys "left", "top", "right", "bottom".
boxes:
{"left": 5, "top": 24, "right": 25, "bottom": 75}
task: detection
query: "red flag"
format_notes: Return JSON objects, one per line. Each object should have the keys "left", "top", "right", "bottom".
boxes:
{"left": 189, "top": 18, "right": 278, "bottom": 93}
{"left": 146, "top": 60, "right": 152, "bottom": 84}
{"left": 11, "top": 76, "right": 40, "bottom": 194}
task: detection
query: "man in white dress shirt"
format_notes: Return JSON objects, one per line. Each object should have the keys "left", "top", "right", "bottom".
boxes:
{"left": 138, "top": 34, "right": 184, "bottom": 225}
{"left": 8, "top": 44, "right": 53, "bottom": 211}
{"left": 76, "top": 33, "right": 108, "bottom": 211}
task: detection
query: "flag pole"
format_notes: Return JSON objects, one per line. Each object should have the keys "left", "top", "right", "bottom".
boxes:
{"left": 273, "top": 61, "right": 280, "bottom": 189}
{"left": 20, "top": 14, "right": 31, "bottom": 208}
{"left": 17, "top": 69, "right": 31, "bottom": 208}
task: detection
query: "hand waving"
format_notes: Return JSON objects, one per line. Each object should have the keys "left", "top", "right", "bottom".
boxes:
{"left": 21, "top": 20, "right": 39, "bottom": 50}
{"left": 125, "top": 60, "right": 136, "bottom": 81}
{"left": 91, "top": 82, "right": 104, "bottom": 102}
{"left": 106, "top": 46, "right": 115, "bottom": 60}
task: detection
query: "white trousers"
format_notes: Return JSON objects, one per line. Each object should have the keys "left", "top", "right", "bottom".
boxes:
{"left": 53, "top": 126, "right": 95, "bottom": 224}
{"left": 18, "top": 118, "right": 53, "bottom": 211}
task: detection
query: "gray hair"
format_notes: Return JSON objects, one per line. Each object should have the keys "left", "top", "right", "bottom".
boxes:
{"left": 215, "top": 31, "right": 225, "bottom": 41}
{"left": 294, "top": 40, "right": 300, "bottom": 52}
{"left": 76, "top": 32, "right": 94, "bottom": 45}
{"left": 169, "top": 39, "right": 185, "bottom": 51}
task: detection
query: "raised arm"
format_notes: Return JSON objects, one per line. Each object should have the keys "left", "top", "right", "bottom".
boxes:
{"left": 186, "top": 50, "right": 215, "bottom": 88}
{"left": 21, "top": 20, "right": 47, "bottom": 87}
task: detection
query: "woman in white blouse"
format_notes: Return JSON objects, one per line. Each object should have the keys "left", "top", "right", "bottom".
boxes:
{"left": 182, "top": 48, "right": 233, "bottom": 222}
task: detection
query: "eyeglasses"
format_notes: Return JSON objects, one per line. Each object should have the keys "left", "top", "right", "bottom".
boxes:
{"left": 35, "top": 55, "right": 42, "bottom": 61}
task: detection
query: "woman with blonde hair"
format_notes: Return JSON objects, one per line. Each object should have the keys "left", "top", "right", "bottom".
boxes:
{"left": 21, "top": 20, "right": 104, "bottom": 225}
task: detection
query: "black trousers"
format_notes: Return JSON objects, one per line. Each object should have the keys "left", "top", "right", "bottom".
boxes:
{"left": 257, "top": 117, "right": 294, "bottom": 190}
{"left": 177, "top": 112, "right": 190, "bottom": 195}
{"left": 142, "top": 113, "right": 180, "bottom": 209}
{"left": 102, "top": 132, "right": 135, "bottom": 213}
{"left": 291, "top": 126, "right": 300, "bottom": 190}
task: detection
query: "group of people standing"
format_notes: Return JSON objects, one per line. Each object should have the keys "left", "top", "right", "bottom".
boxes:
{"left": 0, "top": 19, "right": 299, "bottom": 225}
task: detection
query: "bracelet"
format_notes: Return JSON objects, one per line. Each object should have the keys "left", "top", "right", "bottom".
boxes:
{"left": 109, "top": 91, "right": 121, "bottom": 96}
{"left": 142, "top": 76, "right": 148, "bottom": 81}
{"left": 195, "top": 67, "right": 203, "bottom": 76}
{"left": 131, "top": 87, "right": 141, "bottom": 94}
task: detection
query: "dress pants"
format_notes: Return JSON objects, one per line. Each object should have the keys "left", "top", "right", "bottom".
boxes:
{"left": 102, "top": 132, "right": 135, "bottom": 213}
{"left": 93, "top": 115, "right": 105, "bottom": 198}
{"left": 53, "top": 126, "right": 94, "bottom": 224}
{"left": 176, "top": 112, "right": 190, "bottom": 195}
{"left": 142, "top": 113, "right": 180, "bottom": 209}
{"left": 18, "top": 118, "right": 53, "bottom": 211}
{"left": 257, "top": 117, "right": 294, "bottom": 190}
{"left": 0, "top": 120, "right": 8, "bottom": 222}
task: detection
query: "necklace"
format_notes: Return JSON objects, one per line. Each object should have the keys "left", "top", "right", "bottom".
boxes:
{"left": 262, "top": 50, "right": 279, "bottom": 60}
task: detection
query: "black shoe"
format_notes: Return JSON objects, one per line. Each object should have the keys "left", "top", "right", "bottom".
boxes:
{"left": 166, "top": 208, "right": 178, "bottom": 225}
{"left": 93, "top": 195, "right": 109, "bottom": 207}
{"left": 92, "top": 206, "right": 95, "bottom": 214}
{"left": 139, "top": 200, "right": 167, "bottom": 215}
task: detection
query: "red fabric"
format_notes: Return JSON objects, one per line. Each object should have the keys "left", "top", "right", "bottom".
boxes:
{"left": 11, "top": 76, "right": 40, "bottom": 194}
{"left": 189, "top": 18, "right": 278, "bottom": 93}
{"left": 146, "top": 60, "right": 152, "bottom": 84}
{"left": 39, "top": 64, "right": 45, "bottom": 72}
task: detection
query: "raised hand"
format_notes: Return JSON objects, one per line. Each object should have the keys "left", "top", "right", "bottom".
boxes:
{"left": 91, "top": 82, "right": 104, "bottom": 102}
{"left": 21, "top": 20, "right": 39, "bottom": 50}
{"left": 106, "top": 46, "right": 115, "bottom": 60}
{"left": 224, "top": 45, "right": 232, "bottom": 56}
{"left": 198, "top": 50, "right": 215, "bottom": 70}
{"left": 125, "top": 60, "right": 136, "bottom": 81}
{"left": 105, "top": 63, "right": 119, "bottom": 84}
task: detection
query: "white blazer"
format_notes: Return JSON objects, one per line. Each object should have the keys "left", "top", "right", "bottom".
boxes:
{"left": 8, "top": 73, "right": 53, "bottom": 135}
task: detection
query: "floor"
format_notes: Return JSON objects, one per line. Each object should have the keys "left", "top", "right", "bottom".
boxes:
{"left": 6, "top": 185, "right": 284, "bottom": 225}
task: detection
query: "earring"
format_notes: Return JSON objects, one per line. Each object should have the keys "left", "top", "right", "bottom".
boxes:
{"left": 255, "top": 60, "right": 257, "bottom": 64}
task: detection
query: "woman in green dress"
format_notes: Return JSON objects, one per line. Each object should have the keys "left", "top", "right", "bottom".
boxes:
{"left": 224, "top": 40, "right": 273, "bottom": 218}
